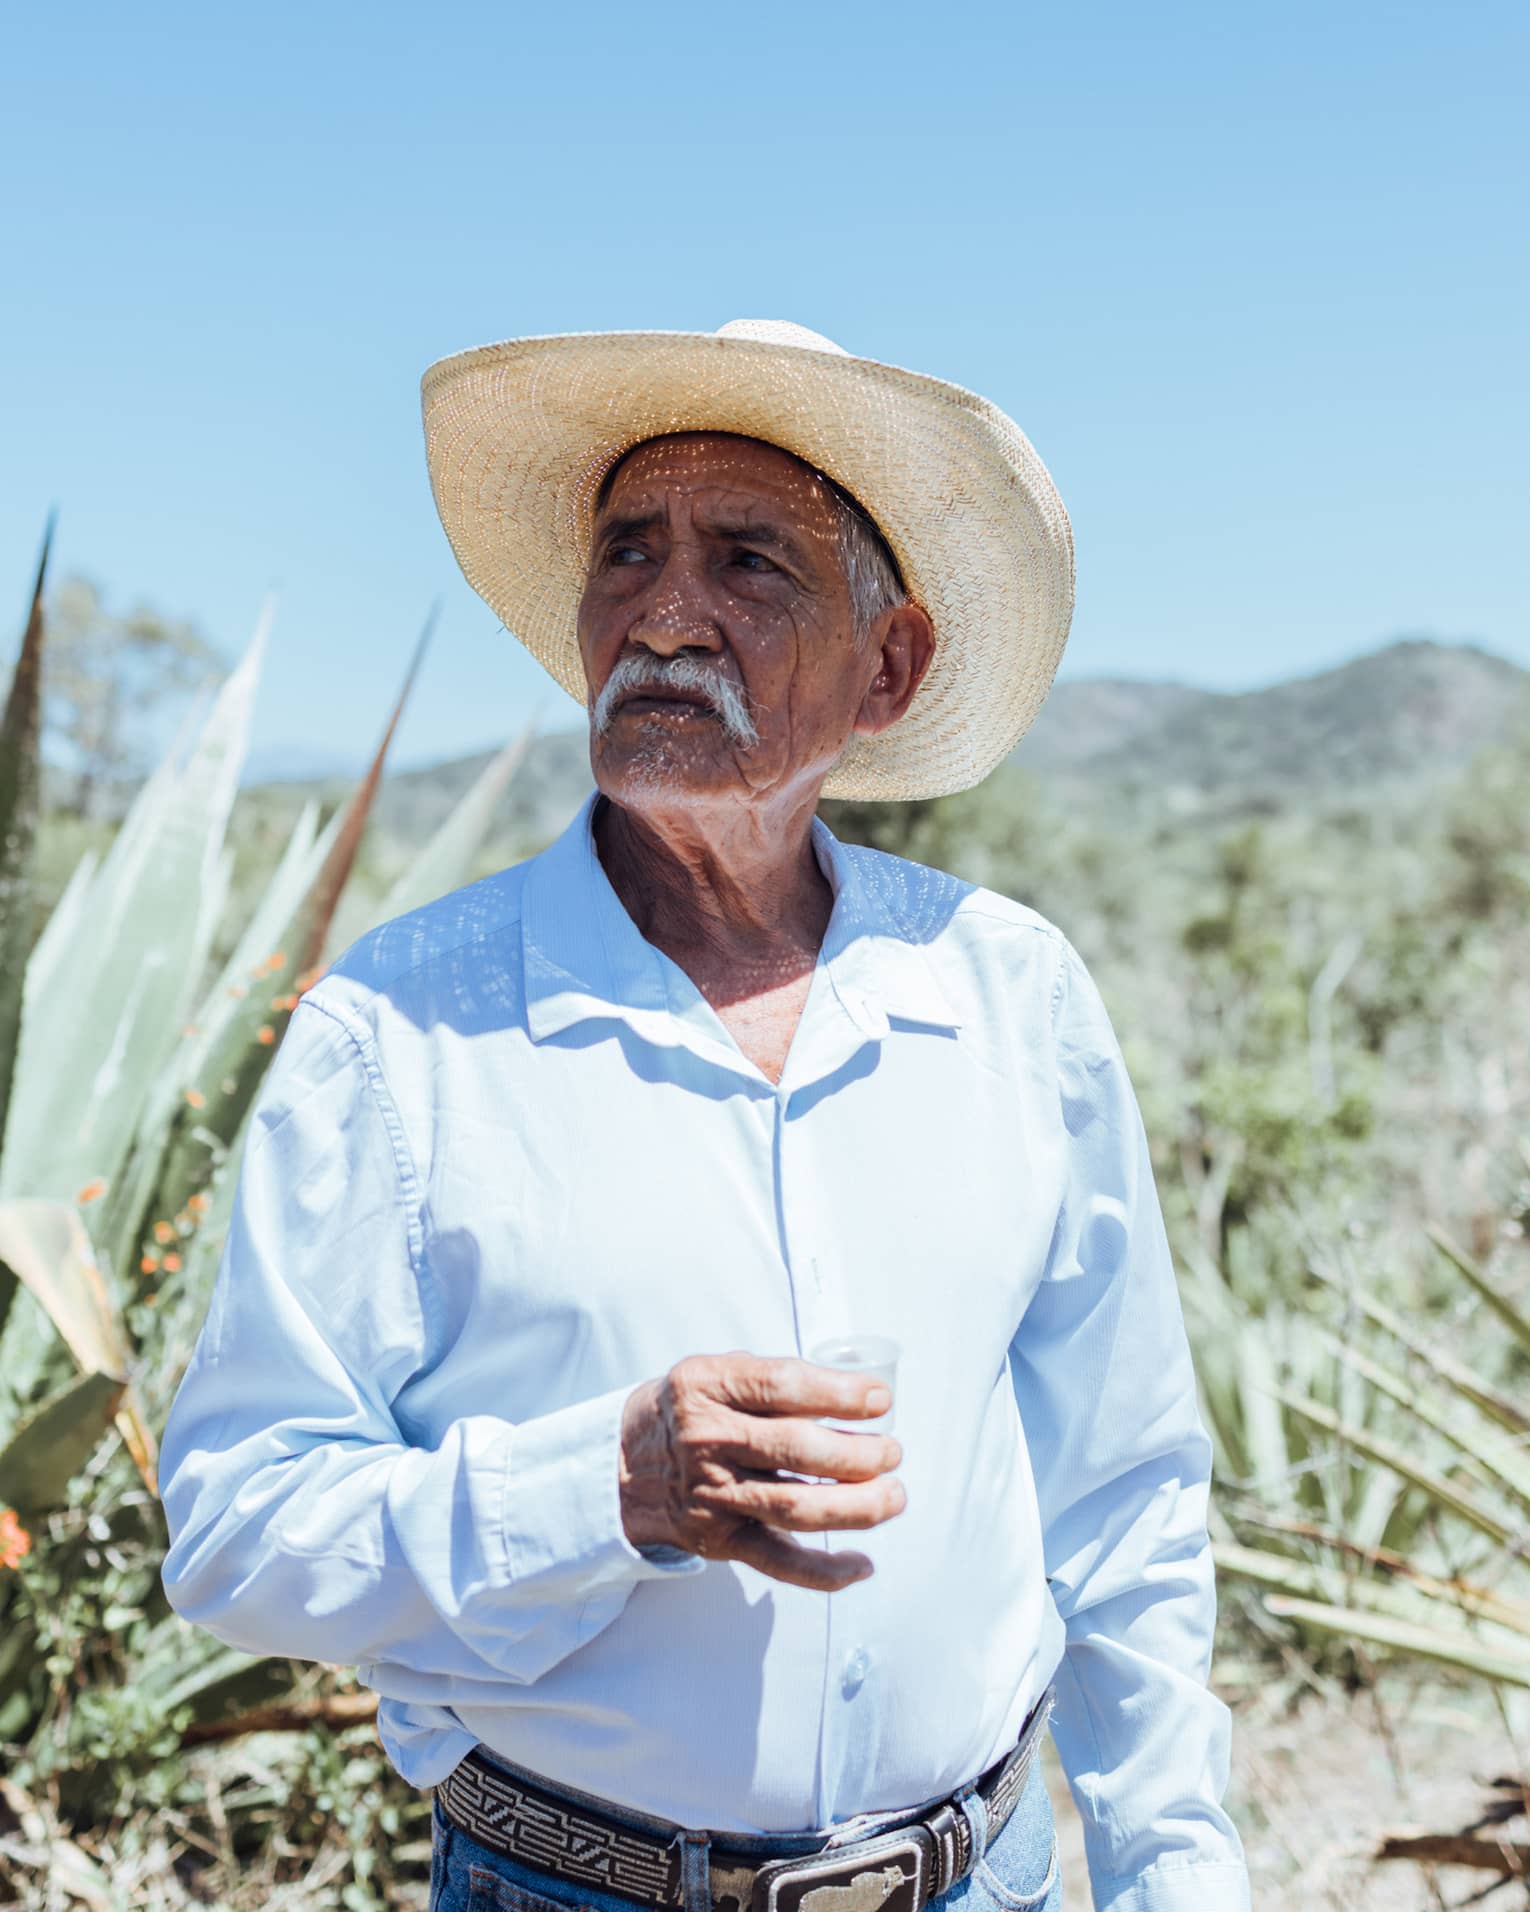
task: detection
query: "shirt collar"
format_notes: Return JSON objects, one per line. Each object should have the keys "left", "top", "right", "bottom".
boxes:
{"left": 521, "top": 790, "right": 960, "bottom": 1081}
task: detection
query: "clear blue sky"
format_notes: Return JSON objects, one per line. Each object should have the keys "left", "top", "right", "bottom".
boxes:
{"left": 2, "top": 1, "right": 1525, "bottom": 774}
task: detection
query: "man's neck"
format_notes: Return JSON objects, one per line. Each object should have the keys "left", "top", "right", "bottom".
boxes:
{"left": 592, "top": 792, "right": 834, "bottom": 998}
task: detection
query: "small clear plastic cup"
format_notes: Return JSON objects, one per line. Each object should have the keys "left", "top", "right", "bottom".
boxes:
{"left": 808, "top": 1333, "right": 899, "bottom": 1435}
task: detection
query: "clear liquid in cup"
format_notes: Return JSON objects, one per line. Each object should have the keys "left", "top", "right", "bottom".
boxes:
{"left": 808, "top": 1333, "right": 899, "bottom": 1435}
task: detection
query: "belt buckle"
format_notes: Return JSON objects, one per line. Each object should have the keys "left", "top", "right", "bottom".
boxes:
{"left": 754, "top": 1829, "right": 930, "bottom": 1912}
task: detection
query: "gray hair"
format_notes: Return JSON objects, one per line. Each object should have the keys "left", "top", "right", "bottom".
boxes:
{"left": 593, "top": 435, "right": 907, "bottom": 647}
{"left": 821, "top": 476, "right": 908, "bottom": 647}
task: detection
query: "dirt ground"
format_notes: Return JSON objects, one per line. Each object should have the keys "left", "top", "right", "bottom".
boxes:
{"left": 1040, "top": 1671, "right": 1530, "bottom": 1909}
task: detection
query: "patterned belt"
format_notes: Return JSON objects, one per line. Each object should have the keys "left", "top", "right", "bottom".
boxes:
{"left": 436, "top": 1684, "right": 1056, "bottom": 1912}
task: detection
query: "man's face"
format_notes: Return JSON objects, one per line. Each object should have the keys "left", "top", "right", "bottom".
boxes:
{"left": 577, "top": 433, "right": 896, "bottom": 814}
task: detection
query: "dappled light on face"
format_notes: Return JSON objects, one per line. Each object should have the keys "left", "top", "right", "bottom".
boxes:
{"left": 576, "top": 433, "right": 896, "bottom": 813}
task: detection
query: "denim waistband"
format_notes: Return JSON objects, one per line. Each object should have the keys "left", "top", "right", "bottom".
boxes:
{"left": 467, "top": 1682, "right": 1056, "bottom": 1857}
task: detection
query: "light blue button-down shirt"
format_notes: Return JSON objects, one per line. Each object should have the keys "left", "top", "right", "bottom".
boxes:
{"left": 160, "top": 790, "right": 1250, "bottom": 1912}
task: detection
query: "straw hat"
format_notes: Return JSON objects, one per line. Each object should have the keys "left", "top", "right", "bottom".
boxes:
{"left": 420, "top": 319, "right": 1074, "bottom": 801}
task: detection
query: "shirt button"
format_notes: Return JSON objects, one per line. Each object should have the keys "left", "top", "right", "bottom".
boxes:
{"left": 841, "top": 1646, "right": 870, "bottom": 1696}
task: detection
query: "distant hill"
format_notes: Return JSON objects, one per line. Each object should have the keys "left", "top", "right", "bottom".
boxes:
{"left": 1021, "top": 638, "right": 1530, "bottom": 810}
{"left": 231, "top": 636, "right": 1529, "bottom": 851}
{"left": 1008, "top": 677, "right": 1218, "bottom": 772}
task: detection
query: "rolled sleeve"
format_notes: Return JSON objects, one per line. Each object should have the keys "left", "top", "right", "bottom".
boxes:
{"left": 1010, "top": 937, "right": 1250, "bottom": 1911}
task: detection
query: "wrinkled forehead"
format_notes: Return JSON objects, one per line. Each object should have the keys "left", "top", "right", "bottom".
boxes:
{"left": 594, "top": 431, "right": 841, "bottom": 527}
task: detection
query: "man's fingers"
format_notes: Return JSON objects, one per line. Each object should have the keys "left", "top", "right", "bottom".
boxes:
{"left": 712, "top": 1352, "right": 891, "bottom": 1422}
{"left": 725, "top": 1413, "right": 901, "bottom": 1482}
{"left": 726, "top": 1524, "right": 874, "bottom": 1592}
{"left": 727, "top": 1475, "right": 907, "bottom": 1532}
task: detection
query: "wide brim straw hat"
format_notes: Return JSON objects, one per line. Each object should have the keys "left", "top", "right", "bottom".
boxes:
{"left": 420, "top": 319, "right": 1074, "bottom": 801}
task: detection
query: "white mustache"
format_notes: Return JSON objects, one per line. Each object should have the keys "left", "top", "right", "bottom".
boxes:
{"left": 592, "top": 653, "right": 760, "bottom": 749}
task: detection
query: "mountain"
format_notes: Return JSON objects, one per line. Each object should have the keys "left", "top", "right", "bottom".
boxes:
{"left": 1008, "top": 678, "right": 1218, "bottom": 773}
{"left": 1010, "top": 638, "right": 1530, "bottom": 810}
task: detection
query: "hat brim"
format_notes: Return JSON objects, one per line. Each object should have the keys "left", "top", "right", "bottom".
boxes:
{"left": 420, "top": 329, "right": 1074, "bottom": 801}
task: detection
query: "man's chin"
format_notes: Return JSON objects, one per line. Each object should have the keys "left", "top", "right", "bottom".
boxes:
{"left": 590, "top": 732, "right": 745, "bottom": 806}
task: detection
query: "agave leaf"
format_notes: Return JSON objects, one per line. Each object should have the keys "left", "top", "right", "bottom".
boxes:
{"left": 372, "top": 721, "right": 533, "bottom": 930}
{"left": 99, "top": 798, "right": 326, "bottom": 1280}
{"left": 166, "top": 1649, "right": 300, "bottom": 1725}
{"left": 0, "top": 1369, "right": 123, "bottom": 1513}
{"left": 1305, "top": 1262, "right": 1530, "bottom": 1435}
{"left": 1262, "top": 1593, "right": 1530, "bottom": 1688}
{"left": 0, "top": 611, "right": 268, "bottom": 1205}
{"left": 300, "top": 607, "right": 433, "bottom": 975}
{"left": 1214, "top": 1539, "right": 1530, "bottom": 1636}
{"left": 116, "top": 623, "right": 433, "bottom": 1290}
{"left": 1351, "top": 1463, "right": 1409, "bottom": 1558}
{"left": 21, "top": 845, "right": 98, "bottom": 1007}
{"left": 0, "top": 1200, "right": 156, "bottom": 1493}
{"left": 1318, "top": 1329, "right": 1530, "bottom": 1511}
{"left": 1234, "top": 1321, "right": 1291, "bottom": 1505}
{"left": 1426, "top": 1224, "right": 1530, "bottom": 1360}
{"left": 0, "top": 517, "right": 53, "bottom": 1170}
{"left": 136, "top": 1101, "right": 252, "bottom": 1425}
{"left": 1272, "top": 1386, "right": 1512, "bottom": 1544}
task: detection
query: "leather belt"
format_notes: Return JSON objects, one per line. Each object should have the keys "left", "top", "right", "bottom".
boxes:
{"left": 436, "top": 1683, "right": 1056, "bottom": 1912}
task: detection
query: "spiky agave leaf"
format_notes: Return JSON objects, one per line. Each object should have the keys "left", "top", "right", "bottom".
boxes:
{"left": 371, "top": 721, "right": 533, "bottom": 931}
{"left": 135, "top": 1103, "right": 251, "bottom": 1425}
{"left": 0, "top": 1200, "right": 155, "bottom": 1492}
{"left": 1214, "top": 1538, "right": 1530, "bottom": 1637}
{"left": 98, "top": 798, "right": 325, "bottom": 1283}
{"left": 0, "top": 1369, "right": 123, "bottom": 1514}
{"left": 130, "top": 1619, "right": 301, "bottom": 1725}
{"left": 1261, "top": 1594, "right": 1530, "bottom": 1688}
{"left": 116, "top": 618, "right": 434, "bottom": 1294}
{"left": 1272, "top": 1386, "right": 1513, "bottom": 1544}
{"left": 1317, "top": 1328, "right": 1530, "bottom": 1511}
{"left": 0, "top": 518, "right": 53, "bottom": 1177}
{"left": 0, "top": 610, "right": 269, "bottom": 1207}
{"left": 1426, "top": 1224, "right": 1530, "bottom": 1360}
{"left": 20, "top": 845, "right": 98, "bottom": 1008}
{"left": 1306, "top": 1259, "right": 1530, "bottom": 1436}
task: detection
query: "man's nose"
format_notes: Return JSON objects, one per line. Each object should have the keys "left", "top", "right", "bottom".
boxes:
{"left": 627, "top": 555, "right": 724, "bottom": 657}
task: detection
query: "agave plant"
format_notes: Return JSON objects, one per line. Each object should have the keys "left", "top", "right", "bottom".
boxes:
{"left": 1212, "top": 1220, "right": 1530, "bottom": 1690}
{"left": 0, "top": 536, "right": 531, "bottom": 1777}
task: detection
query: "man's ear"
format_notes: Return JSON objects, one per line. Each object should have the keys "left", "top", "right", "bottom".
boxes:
{"left": 852, "top": 603, "right": 936, "bottom": 738}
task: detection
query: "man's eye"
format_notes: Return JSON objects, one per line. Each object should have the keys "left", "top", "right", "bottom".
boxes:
{"left": 731, "top": 549, "right": 775, "bottom": 573}
{"left": 606, "top": 544, "right": 647, "bottom": 566}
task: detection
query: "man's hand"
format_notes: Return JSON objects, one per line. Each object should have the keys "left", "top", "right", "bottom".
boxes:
{"left": 619, "top": 1352, "right": 906, "bottom": 1591}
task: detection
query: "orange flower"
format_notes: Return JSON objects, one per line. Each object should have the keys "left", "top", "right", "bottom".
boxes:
{"left": 257, "top": 1025, "right": 276, "bottom": 1045}
{"left": 153, "top": 1220, "right": 175, "bottom": 1245}
{"left": 0, "top": 1509, "right": 31, "bottom": 1571}
{"left": 185, "top": 1088, "right": 207, "bottom": 1110}
{"left": 140, "top": 1253, "right": 160, "bottom": 1275}
{"left": 75, "top": 1178, "right": 108, "bottom": 1206}
{"left": 188, "top": 1192, "right": 212, "bottom": 1216}
{"left": 162, "top": 1253, "right": 183, "bottom": 1274}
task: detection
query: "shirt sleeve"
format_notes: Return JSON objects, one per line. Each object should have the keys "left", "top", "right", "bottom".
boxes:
{"left": 1008, "top": 936, "right": 1251, "bottom": 1912}
{"left": 159, "top": 995, "right": 702, "bottom": 1686}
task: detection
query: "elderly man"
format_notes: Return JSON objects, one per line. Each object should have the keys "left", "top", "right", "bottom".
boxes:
{"left": 161, "top": 320, "right": 1251, "bottom": 1912}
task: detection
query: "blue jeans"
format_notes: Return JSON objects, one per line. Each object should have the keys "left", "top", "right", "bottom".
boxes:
{"left": 429, "top": 1754, "right": 1062, "bottom": 1912}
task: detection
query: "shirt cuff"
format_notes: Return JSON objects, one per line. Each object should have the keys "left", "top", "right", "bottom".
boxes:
{"left": 501, "top": 1382, "right": 706, "bottom": 1601}
{"left": 1094, "top": 1861, "right": 1253, "bottom": 1912}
